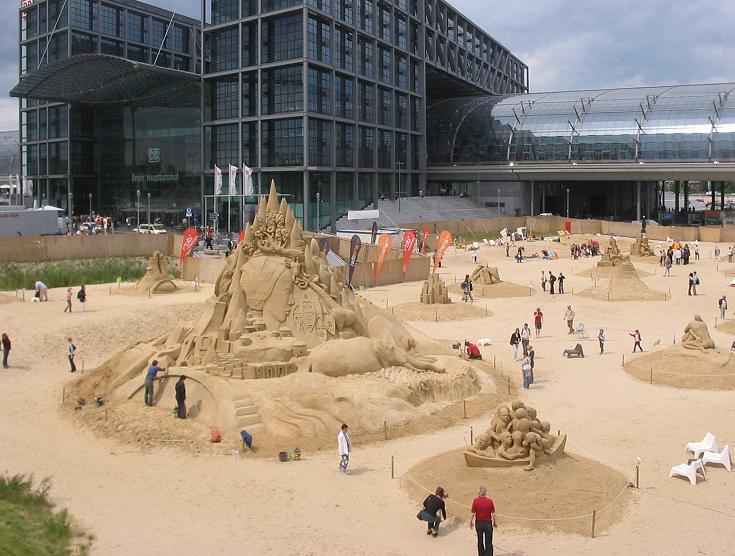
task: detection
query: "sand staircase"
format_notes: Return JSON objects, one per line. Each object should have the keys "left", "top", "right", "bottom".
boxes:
{"left": 232, "top": 397, "right": 265, "bottom": 434}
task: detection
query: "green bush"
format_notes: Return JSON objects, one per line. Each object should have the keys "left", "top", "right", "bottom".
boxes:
{"left": 0, "top": 257, "right": 152, "bottom": 290}
{"left": 0, "top": 474, "right": 87, "bottom": 555}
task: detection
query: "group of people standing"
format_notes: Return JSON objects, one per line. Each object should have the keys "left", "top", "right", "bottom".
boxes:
{"left": 540, "top": 271, "right": 566, "bottom": 294}
{"left": 570, "top": 241, "right": 600, "bottom": 259}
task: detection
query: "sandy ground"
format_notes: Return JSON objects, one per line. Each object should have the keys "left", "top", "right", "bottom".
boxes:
{"left": 1, "top": 240, "right": 735, "bottom": 555}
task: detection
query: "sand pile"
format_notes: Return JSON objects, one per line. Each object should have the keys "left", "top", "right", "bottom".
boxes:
{"left": 577, "top": 261, "right": 665, "bottom": 301}
{"left": 625, "top": 344, "right": 735, "bottom": 389}
{"left": 449, "top": 281, "right": 531, "bottom": 299}
{"left": 391, "top": 302, "right": 490, "bottom": 322}
{"left": 576, "top": 265, "right": 654, "bottom": 278}
{"left": 404, "top": 448, "right": 632, "bottom": 536}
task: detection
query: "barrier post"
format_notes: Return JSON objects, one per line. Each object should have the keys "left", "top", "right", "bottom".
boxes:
{"left": 384, "top": 421, "right": 388, "bottom": 440}
{"left": 591, "top": 510, "right": 597, "bottom": 538}
{"left": 507, "top": 377, "right": 511, "bottom": 395}
{"left": 62, "top": 385, "right": 65, "bottom": 403}
{"left": 470, "top": 426, "right": 474, "bottom": 445}
{"left": 493, "top": 355, "right": 496, "bottom": 370}
{"left": 635, "top": 465, "right": 640, "bottom": 489}
{"left": 463, "top": 400, "right": 467, "bottom": 419}
{"left": 621, "top": 354, "right": 625, "bottom": 367}
{"left": 650, "top": 367, "right": 653, "bottom": 384}
{"left": 391, "top": 456, "right": 395, "bottom": 479}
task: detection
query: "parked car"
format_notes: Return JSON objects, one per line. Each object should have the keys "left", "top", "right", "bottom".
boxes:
{"left": 79, "top": 222, "right": 102, "bottom": 234}
{"left": 134, "top": 223, "right": 167, "bottom": 234}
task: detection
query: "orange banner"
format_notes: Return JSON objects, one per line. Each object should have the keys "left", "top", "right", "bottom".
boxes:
{"left": 401, "top": 230, "right": 416, "bottom": 277}
{"left": 432, "top": 230, "right": 452, "bottom": 272}
{"left": 374, "top": 234, "right": 393, "bottom": 281}
{"left": 179, "top": 227, "right": 199, "bottom": 266}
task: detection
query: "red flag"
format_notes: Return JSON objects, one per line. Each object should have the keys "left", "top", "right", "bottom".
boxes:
{"left": 401, "top": 230, "right": 417, "bottom": 277}
{"left": 420, "top": 227, "right": 429, "bottom": 255}
{"left": 432, "top": 231, "right": 453, "bottom": 273}
{"left": 375, "top": 234, "right": 392, "bottom": 281}
{"left": 348, "top": 235, "right": 362, "bottom": 287}
{"left": 180, "top": 227, "right": 199, "bottom": 266}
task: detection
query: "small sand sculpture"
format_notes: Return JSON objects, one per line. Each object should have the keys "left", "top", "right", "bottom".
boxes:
{"left": 630, "top": 233, "right": 654, "bottom": 257}
{"left": 471, "top": 264, "right": 502, "bottom": 285}
{"left": 465, "top": 400, "right": 566, "bottom": 470}
{"left": 598, "top": 236, "right": 627, "bottom": 267}
{"left": 135, "top": 251, "right": 177, "bottom": 293}
{"left": 420, "top": 274, "right": 451, "bottom": 304}
{"left": 681, "top": 314, "right": 716, "bottom": 352}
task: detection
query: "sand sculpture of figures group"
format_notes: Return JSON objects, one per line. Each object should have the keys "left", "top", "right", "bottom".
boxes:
{"left": 466, "top": 400, "right": 566, "bottom": 471}
{"left": 681, "top": 314, "right": 716, "bottom": 352}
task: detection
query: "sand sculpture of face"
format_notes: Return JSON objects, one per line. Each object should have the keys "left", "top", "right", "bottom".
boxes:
{"left": 240, "top": 256, "right": 295, "bottom": 328}
{"left": 497, "top": 406, "right": 511, "bottom": 424}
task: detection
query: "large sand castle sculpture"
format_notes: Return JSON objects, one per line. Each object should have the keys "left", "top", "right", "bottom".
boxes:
{"left": 135, "top": 251, "right": 177, "bottom": 293}
{"left": 578, "top": 259, "right": 664, "bottom": 301}
{"left": 598, "top": 236, "right": 627, "bottom": 267}
{"left": 465, "top": 400, "right": 566, "bottom": 470}
{"left": 77, "top": 182, "right": 485, "bottom": 440}
{"left": 420, "top": 274, "right": 450, "bottom": 304}
{"left": 471, "top": 264, "right": 502, "bottom": 285}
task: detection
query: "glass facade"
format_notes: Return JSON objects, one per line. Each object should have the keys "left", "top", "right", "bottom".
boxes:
{"left": 426, "top": 84, "right": 735, "bottom": 165}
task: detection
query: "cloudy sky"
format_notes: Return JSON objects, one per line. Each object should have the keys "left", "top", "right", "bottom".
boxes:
{"left": 1, "top": 0, "right": 733, "bottom": 130}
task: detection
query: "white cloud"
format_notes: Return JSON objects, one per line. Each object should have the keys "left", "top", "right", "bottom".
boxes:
{"left": 0, "top": 98, "right": 18, "bottom": 132}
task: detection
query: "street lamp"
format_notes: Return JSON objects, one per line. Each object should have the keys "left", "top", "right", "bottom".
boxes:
{"left": 566, "top": 188, "right": 570, "bottom": 218}
{"left": 396, "top": 161, "right": 405, "bottom": 212}
{"left": 316, "top": 191, "right": 320, "bottom": 231}
{"left": 136, "top": 189, "right": 141, "bottom": 229}
{"left": 147, "top": 192, "right": 151, "bottom": 225}
{"left": 497, "top": 188, "right": 500, "bottom": 217}
{"left": 67, "top": 191, "right": 73, "bottom": 223}
{"left": 88, "top": 192, "right": 92, "bottom": 219}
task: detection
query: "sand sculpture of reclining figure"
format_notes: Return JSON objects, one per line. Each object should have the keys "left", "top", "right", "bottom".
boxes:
{"left": 681, "top": 314, "right": 717, "bottom": 352}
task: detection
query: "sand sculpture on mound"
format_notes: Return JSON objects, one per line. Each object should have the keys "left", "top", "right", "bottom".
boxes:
{"left": 598, "top": 236, "right": 628, "bottom": 267}
{"left": 465, "top": 400, "right": 566, "bottom": 470}
{"left": 135, "top": 251, "right": 177, "bottom": 293}
{"left": 578, "top": 260, "right": 664, "bottom": 301}
{"left": 682, "top": 314, "right": 717, "bottom": 352}
{"left": 630, "top": 233, "right": 654, "bottom": 257}
{"left": 471, "top": 264, "right": 501, "bottom": 285}
{"left": 420, "top": 274, "right": 450, "bottom": 304}
{"left": 78, "top": 182, "right": 481, "bottom": 439}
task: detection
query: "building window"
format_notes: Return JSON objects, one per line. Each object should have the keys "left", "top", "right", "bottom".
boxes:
{"left": 22, "top": 42, "right": 38, "bottom": 75}
{"left": 48, "top": 0, "right": 68, "bottom": 28}
{"left": 209, "top": 124, "right": 239, "bottom": 168}
{"left": 396, "top": 132, "right": 407, "bottom": 166}
{"left": 378, "top": 46, "right": 392, "bottom": 84}
{"left": 242, "top": 121, "right": 257, "bottom": 167}
{"left": 358, "top": 127, "right": 374, "bottom": 168}
{"left": 242, "top": 72, "right": 258, "bottom": 117}
{"left": 308, "top": 66, "right": 332, "bottom": 115}
{"left": 262, "top": 118, "right": 303, "bottom": 166}
{"left": 72, "top": 31, "right": 97, "bottom": 54}
{"left": 101, "top": 37, "right": 124, "bottom": 56}
{"left": 25, "top": 6, "right": 39, "bottom": 40}
{"left": 212, "top": 0, "right": 239, "bottom": 24}
{"left": 71, "top": 0, "right": 96, "bottom": 31}
{"left": 208, "top": 76, "right": 239, "bottom": 120}
{"left": 307, "top": 15, "right": 331, "bottom": 64}
{"left": 39, "top": 108, "right": 47, "bottom": 140}
{"left": 335, "top": 0, "right": 353, "bottom": 25}
{"left": 100, "top": 4, "right": 122, "bottom": 37}
{"left": 48, "top": 142, "right": 68, "bottom": 174}
{"left": 395, "top": 16, "right": 407, "bottom": 50}
{"left": 261, "top": 65, "right": 304, "bottom": 114}
{"left": 262, "top": 0, "right": 301, "bottom": 14}
{"left": 360, "top": 0, "right": 374, "bottom": 34}
{"left": 27, "top": 145, "right": 39, "bottom": 176}
{"left": 309, "top": 0, "right": 331, "bottom": 14}
{"left": 242, "top": 0, "right": 256, "bottom": 17}
{"left": 378, "top": 130, "right": 392, "bottom": 168}
{"left": 395, "top": 92, "right": 408, "bottom": 128}
{"left": 358, "top": 36, "right": 374, "bottom": 79}
{"left": 173, "top": 25, "right": 190, "bottom": 54}
{"left": 39, "top": 144, "right": 48, "bottom": 175}
{"left": 127, "top": 11, "right": 144, "bottom": 43}
{"left": 336, "top": 123, "right": 354, "bottom": 166}
{"left": 210, "top": 27, "right": 238, "bottom": 72}
{"left": 262, "top": 14, "right": 303, "bottom": 63}
{"left": 127, "top": 44, "right": 148, "bottom": 63}
{"left": 378, "top": 87, "right": 392, "bottom": 126}
{"left": 309, "top": 118, "right": 331, "bottom": 166}
{"left": 48, "top": 33, "right": 68, "bottom": 62}
{"left": 410, "top": 96, "right": 421, "bottom": 131}
{"left": 173, "top": 55, "right": 190, "bottom": 71}
{"left": 242, "top": 22, "right": 257, "bottom": 67}
{"left": 378, "top": 2, "right": 392, "bottom": 43}
{"left": 335, "top": 74, "right": 354, "bottom": 119}
{"left": 25, "top": 111, "right": 39, "bottom": 142}
{"left": 150, "top": 19, "right": 169, "bottom": 49}
{"left": 411, "top": 59, "right": 420, "bottom": 93}
{"left": 335, "top": 27, "right": 353, "bottom": 72}
{"left": 357, "top": 81, "right": 375, "bottom": 122}
{"left": 395, "top": 54, "right": 407, "bottom": 89}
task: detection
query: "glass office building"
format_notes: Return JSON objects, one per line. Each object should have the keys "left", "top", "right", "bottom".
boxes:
{"left": 13, "top": 0, "right": 201, "bottom": 224}
{"left": 202, "top": 0, "right": 528, "bottom": 230}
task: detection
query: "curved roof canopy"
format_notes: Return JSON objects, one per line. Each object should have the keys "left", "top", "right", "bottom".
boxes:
{"left": 427, "top": 83, "right": 735, "bottom": 165}
{"left": 10, "top": 54, "right": 199, "bottom": 108}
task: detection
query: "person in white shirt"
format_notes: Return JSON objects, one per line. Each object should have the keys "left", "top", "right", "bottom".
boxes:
{"left": 35, "top": 280, "right": 48, "bottom": 302}
{"left": 598, "top": 329, "right": 606, "bottom": 355}
{"left": 337, "top": 423, "right": 351, "bottom": 474}
{"left": 520, "top": 324, "right": 531, "bottom": 356}
{"left": 564, "top": 305, "right": 575, "bottom": 334}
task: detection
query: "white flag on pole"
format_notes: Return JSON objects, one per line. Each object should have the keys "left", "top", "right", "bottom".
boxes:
{"left": 228, "top": 165, "right": 238, "bottom": 196}
{"left": 214, "top": 165, "right": 223, "bottom": 195}
{"left": 14, "top": 174, "right": 20, "bottom": 194}
{"left": 242, "top": 164, "right": 254, "bottom": 196}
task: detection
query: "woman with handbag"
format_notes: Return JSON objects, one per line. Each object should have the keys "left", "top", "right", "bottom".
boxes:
{"left": 417, "top": 487, "right": 448, "bottom": 537}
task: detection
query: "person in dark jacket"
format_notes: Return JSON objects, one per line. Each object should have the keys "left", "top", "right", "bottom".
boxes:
{"left": 77, "top": 285, "right": 87, "bottom": 312}
{"left": 419, "top": 487, "right": 448, "bottom": 537}
{"left": 1, "top": 333, "right": 10, "bottom": 368}
{"left": 175, "top": 376, "right": 187, "bottom": 418}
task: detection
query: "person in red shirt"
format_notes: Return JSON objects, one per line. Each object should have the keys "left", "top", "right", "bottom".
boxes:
{"left": 533, "top": 308, "right": 543, "bottom": 337}
{"left": 464, "top": 341, "right": 482, "bottom": 360}
{"left": 470, "top": 486, "right": 496, "bottom": 556}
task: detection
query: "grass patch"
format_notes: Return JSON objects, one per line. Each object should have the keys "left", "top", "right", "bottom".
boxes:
{"left": 0, "top": 474, "right": 89, "bottom": 555}
{"left": 0, "top": 257, "right": 176, "bottom": 290}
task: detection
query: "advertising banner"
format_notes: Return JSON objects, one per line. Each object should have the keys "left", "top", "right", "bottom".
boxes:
{"left": 420, "top": 227, "right": 429, "bottom": 254}
{"left": 432, "top": 230, "right": 453, "bottom": 272}
{"left": 348, "top": 234, "right": 362, "bottom": 287}
{"left": 179, "top": 227, "right": 199, "bottom": 265}
{"left": 374, "top": 234, "right": 392, "bottom": 281}
{"left": 401, "top": 230, "right": 417, "bottom": 277}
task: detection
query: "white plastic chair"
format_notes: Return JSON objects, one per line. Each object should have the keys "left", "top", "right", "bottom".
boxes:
{"left": 702, "top": 445, "right": 732, "bottom": 472}
{"left": 686, "top": 433, "right": 718, "bottom": 458}
{"left": 669, "top": 459, "right": 707, "bottom": 485}
{"left": 477, "top": 338, "right": 492, "bottom": 346}
{"left": 573, "top": 322, "right": 587, "bottom": 339}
